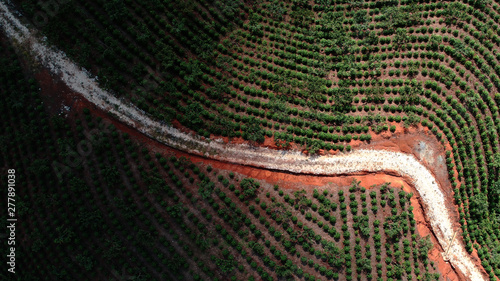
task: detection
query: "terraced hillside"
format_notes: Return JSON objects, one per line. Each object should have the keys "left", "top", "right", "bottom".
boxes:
{"left": 1, "top": 0, "right": 500, "bottom": 280}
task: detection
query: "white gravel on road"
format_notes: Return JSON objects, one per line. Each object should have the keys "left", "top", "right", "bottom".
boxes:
{"left": 0, "top": 3, "right": 485, "bottom": 280}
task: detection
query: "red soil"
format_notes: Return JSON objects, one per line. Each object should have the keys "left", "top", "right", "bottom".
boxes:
{"left": 36, "top": 68, "right": 479, "bottom": 281}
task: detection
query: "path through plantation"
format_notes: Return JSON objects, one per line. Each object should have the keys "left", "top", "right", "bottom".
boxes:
{"left": 0, "top": 3, "right": 485, "bottom": 280}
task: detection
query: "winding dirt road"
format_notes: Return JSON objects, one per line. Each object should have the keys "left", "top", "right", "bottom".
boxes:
{"left": 0, "top": 2, "right": 486, "bottom": 280}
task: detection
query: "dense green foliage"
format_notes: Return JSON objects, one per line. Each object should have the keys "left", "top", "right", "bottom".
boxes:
{"left": 4, "top": 0, "right": 500, "bottom": 279}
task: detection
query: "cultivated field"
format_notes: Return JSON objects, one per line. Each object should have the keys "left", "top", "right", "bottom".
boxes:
{"left": 1, "top": 0, "right": 499, "bottom": 281}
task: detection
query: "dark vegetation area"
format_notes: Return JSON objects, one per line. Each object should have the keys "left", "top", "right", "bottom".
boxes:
{"left": 2, "top": 0, "right": 500, "bottom": 279}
